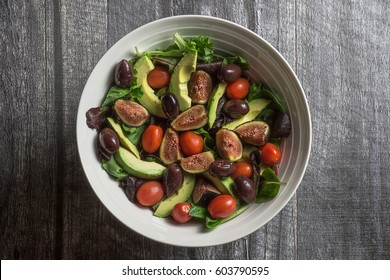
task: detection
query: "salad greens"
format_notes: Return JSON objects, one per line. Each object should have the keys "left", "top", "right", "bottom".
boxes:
{"left": 87, "top": 33, "right": 291, "bottom": 230}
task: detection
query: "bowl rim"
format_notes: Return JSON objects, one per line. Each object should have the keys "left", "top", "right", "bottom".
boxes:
{"left": 76, "top": 15, "right": 312, "bottom": 247}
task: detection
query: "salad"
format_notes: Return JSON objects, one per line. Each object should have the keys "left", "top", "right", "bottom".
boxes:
{"left": 86, "top": 33, "right": 291, "bottom": 228}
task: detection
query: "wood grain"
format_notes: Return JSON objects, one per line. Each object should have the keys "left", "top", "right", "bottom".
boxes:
{"left": 0, "top": 0, "right": 389, "bottom": 260}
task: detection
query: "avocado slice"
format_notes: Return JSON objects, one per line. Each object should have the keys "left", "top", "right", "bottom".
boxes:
{"left": 207, "top": 82, "right": 227, "bottom": 128}
{"left": 107, "top": 117, "right": 140, "bottom": 159}
{"left": 114, "top": 147, "right": 166, "bottom": 179}
{"left": 223, "top": 98, "right": 271, "bottom": 130}
{"left": 202, "top": 171, "right": 235, "bottom": 196}
{"left": 153, "top": 173, "right": 195, "bottom": 217}
{"left": 133, "top": 56, "right": 166, "bottom": 118}
{"left": 169, "top": 50, "right": 197, "bottom": 111}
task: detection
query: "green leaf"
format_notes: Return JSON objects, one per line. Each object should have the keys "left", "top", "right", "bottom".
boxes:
{"left": 101, "top": 86, "right": 131, "bottom": 107}
{"left": 121, "top": 123, "right": 147, "bottom": 146}
{"left": 222, "top": 55, "right": 249, "bottom": 70}
{"left": 193, "top": 127, "right": 216, "bottom": 152}
{"left": 261, "top": 89, "right": 287, "bottom": 113}
{"left": 255, "top": 107, "right": 274, "bottom": 122}
{"left": 205, "top": 216, "right": 223, "bottom": 228}
{"left": 189, "top": 205, "right": 207, "bottom": 219}
{"left": 255, "top": 167, "right": 282, "bottom": 203}
{"left": 247, "top": 82, "right": 263, "bottom": 102}
{"left": 101, "top": 157, "right": 128, "bottom": 180}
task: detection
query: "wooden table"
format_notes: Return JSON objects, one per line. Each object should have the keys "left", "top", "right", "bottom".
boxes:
{"left": 1, "top": 0, "right": 389, "bottom": 260}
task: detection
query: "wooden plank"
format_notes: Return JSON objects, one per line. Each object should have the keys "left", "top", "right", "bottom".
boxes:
{"left": 295, "top": 0, "right": 390, "bottom": 259}
{"left": 58, "top": 0, "right": 109, "bottom": 259}
{"left": 0, "top": 0, "right": 58, "bottom": 259}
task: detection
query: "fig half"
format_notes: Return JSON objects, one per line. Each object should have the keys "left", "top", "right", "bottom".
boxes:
{"left": 216, "top": 129, "right": 243, "bottom": 161}
{"left": 114, "top": 100, "right": 149, "bottom": 127}
{"left": 159, "top": 128, "right": 183, "bottom": 165}
{"left": 234, "top": 121, "right": 270, "bottom": 146}
{"left": 171, "top": 105, "right": 208, "bottom": 131}
{"left": 188, "top": 70, "right": 213, "bottom": 104}
{"left": 192, "top": 177, "right": 221, "bottom": 206}
{"left": 180, "top": 151, "right": 215, "bottom": 174}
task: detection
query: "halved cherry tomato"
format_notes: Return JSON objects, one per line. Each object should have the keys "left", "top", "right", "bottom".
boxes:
{"left": 142, "top": 125, "right": 163, "bottom": 153}
{"left": 259, "top": 143, "right": 282, "bottom": 165}
{"left": 226, "top": 77, "right": 250, "bottom": 99}
{"left": 147, "top": 66, "right": 171, "bottom": 89}
{"left": 179, "top": 131, "right": 204, "bottom": 156}
{"left": 136, "top": 181, "right": 164, "bottom": 206}
{"left": 231, "top": 161, "right": 253, "bottom": 179}
{"left": 207, "top": 195, "right": 236, "bottom": 219}
{"left": 171, "top": 202, "right": 192, "bottom": 223}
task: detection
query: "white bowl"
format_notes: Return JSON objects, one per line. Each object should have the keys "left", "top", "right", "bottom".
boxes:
{"left": 76, "top": 15, "right": 311, "bottom": 247}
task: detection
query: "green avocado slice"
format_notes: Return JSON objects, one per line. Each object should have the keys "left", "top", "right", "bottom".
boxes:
{"left": 107, "top": 117, "right": 140, "bottom": 159}
{"left": 202, "top": 171, "right": 235, "bottom": 196}
{"left": 114, "top": 147, "right": 166, "bottom": 179}
{"left": 133, "top": 56, "right": 166, "bottom": 118}
{"left": 223, "top": 98, "right": 271, "bottom": 130}
{"left": 154, "top": 173, "right": 195, "bottom": 217}
{"left": 169, "top": 50, "right": 197, "bottom": 111}
{"left": 207, "top": 82, "right": 227, "bottom": 128}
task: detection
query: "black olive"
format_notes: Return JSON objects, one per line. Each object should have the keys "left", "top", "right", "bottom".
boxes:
{"left": 162, "top": 163, "right": 183, "bottom": 197}
{"left": 209, "top": 159, "right": 236, "bottom": 178}
{"left": 222, "top": 99, "right": 250, "bottom": 119}
{"left": 234, "top": 176, "right": 256, "bottom": 204}
{"left": 219, "top": 64, "right": 242, "bottom": 83}
{"left": 115, "top": 59, "right": 133, "bottom": 88}
{"left": 98, "top": 127, "right": 119, "bottom": 156}
{"left": 269, "top": 112, "right": 292, "bottom": 138}
{"left": 161, "top": 92, "right": 180, "bottom": 120}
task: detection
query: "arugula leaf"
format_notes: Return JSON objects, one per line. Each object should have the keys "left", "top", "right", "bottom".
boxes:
{"left": 255, "top": 107, "right": 274, "bottom": 122}
{"left": 261, "top": 89, "right": 287, "bottom": 113}
{"left": 205, "top": 203, "right": 251, "bottom": 229}
{"left": 247, "top": 82, "right": 263, "bottom": 102}
{"left": 255, "top": 167, "right": 282, "bottom": 203}
{"left": 101, "top": 157, "right": 128, "bottom": 180}
{"left": 189, "top": 205, "right": 207, "bottom": 219}
{"left": 222, "top": 55, "right": 249, "bottom": 70}
{"left": 121, "top": 123, "right": 147, "bottom": 146}
{"left": 206, "top": 216, "right": 223, "bottom": 228}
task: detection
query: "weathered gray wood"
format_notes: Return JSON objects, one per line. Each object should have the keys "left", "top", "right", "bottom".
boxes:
{"left": 1, "top": 0, "right": 389, "bottom": 260}
{"left": 296, "top": 0, "right": 390, "bottom": 259}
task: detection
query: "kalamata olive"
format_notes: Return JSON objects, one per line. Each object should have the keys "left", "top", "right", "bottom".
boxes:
{"left": 222, "top": 99, "right": 250, "bottom": 119}
{"left": 209, "top": 159, "right": 236, "bottom": 178}
{"left": 161, "top": 92, "right": 180, "bottom": 120}
{"left": 99, "top": 127, "right": 120, "bottom": 156}
{"left": 219, "top": 64, "right": 242, "bottom": 83}
{"left": 115, "top": 59, "right": 133, "bottom": 88}
{"left": 234, "top": 176, "right": 256, "bottom": 204}
{"left": 162, "top": 163, "right": 183, "bottom": 197}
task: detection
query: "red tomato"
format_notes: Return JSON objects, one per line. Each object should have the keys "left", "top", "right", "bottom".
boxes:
{"left": 171, "top": 202, "right": 192, "bottom": 223}
{"left": 136, "top": 181, "right": 164, "bottom": 206}
{"left": 232, "top": 161, "right": 253, "bottom": 179}
{"left": 226, "top": 78, "right": 250, "bottom": 99}
{"left": 179, "top": 131, "right": 204, "bottom": 156}
{"left": 147, "top": 66, "right": 171, "bottom": 89}
{"left": 142, "top": 125, "right": 163, "bottom": 153}
{"left": 259, "top": 143, "right": 282, "bottom": 165}
{"left": 207, "top": 195, "right": 236, "bottom": 219}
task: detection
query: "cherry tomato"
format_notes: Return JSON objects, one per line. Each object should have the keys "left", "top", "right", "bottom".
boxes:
{"left": 259, "top": 143, "right": 282, "bottom": 165}
{"left": 136, "top": 181, "right": 164, "bottom": 206}
{"left": 142, "top": 125, "right": 163, "bottom": 153}
{"left": 179, "top": 131, "right": 204, "bottom": 156}
{"left": 231, "top": 161, "right": 253, "bottom": 179}
{"left": 171, "top": 202, "right": 192, "bottom": 223}
{"left": 207, "top": 195, "right": 236, "bottom": 219}
{"left": 226, "top": 77, "right": 250, "bottom": 99}
{"left": 147, "top": 66, "right": 171, "bottom": 89}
